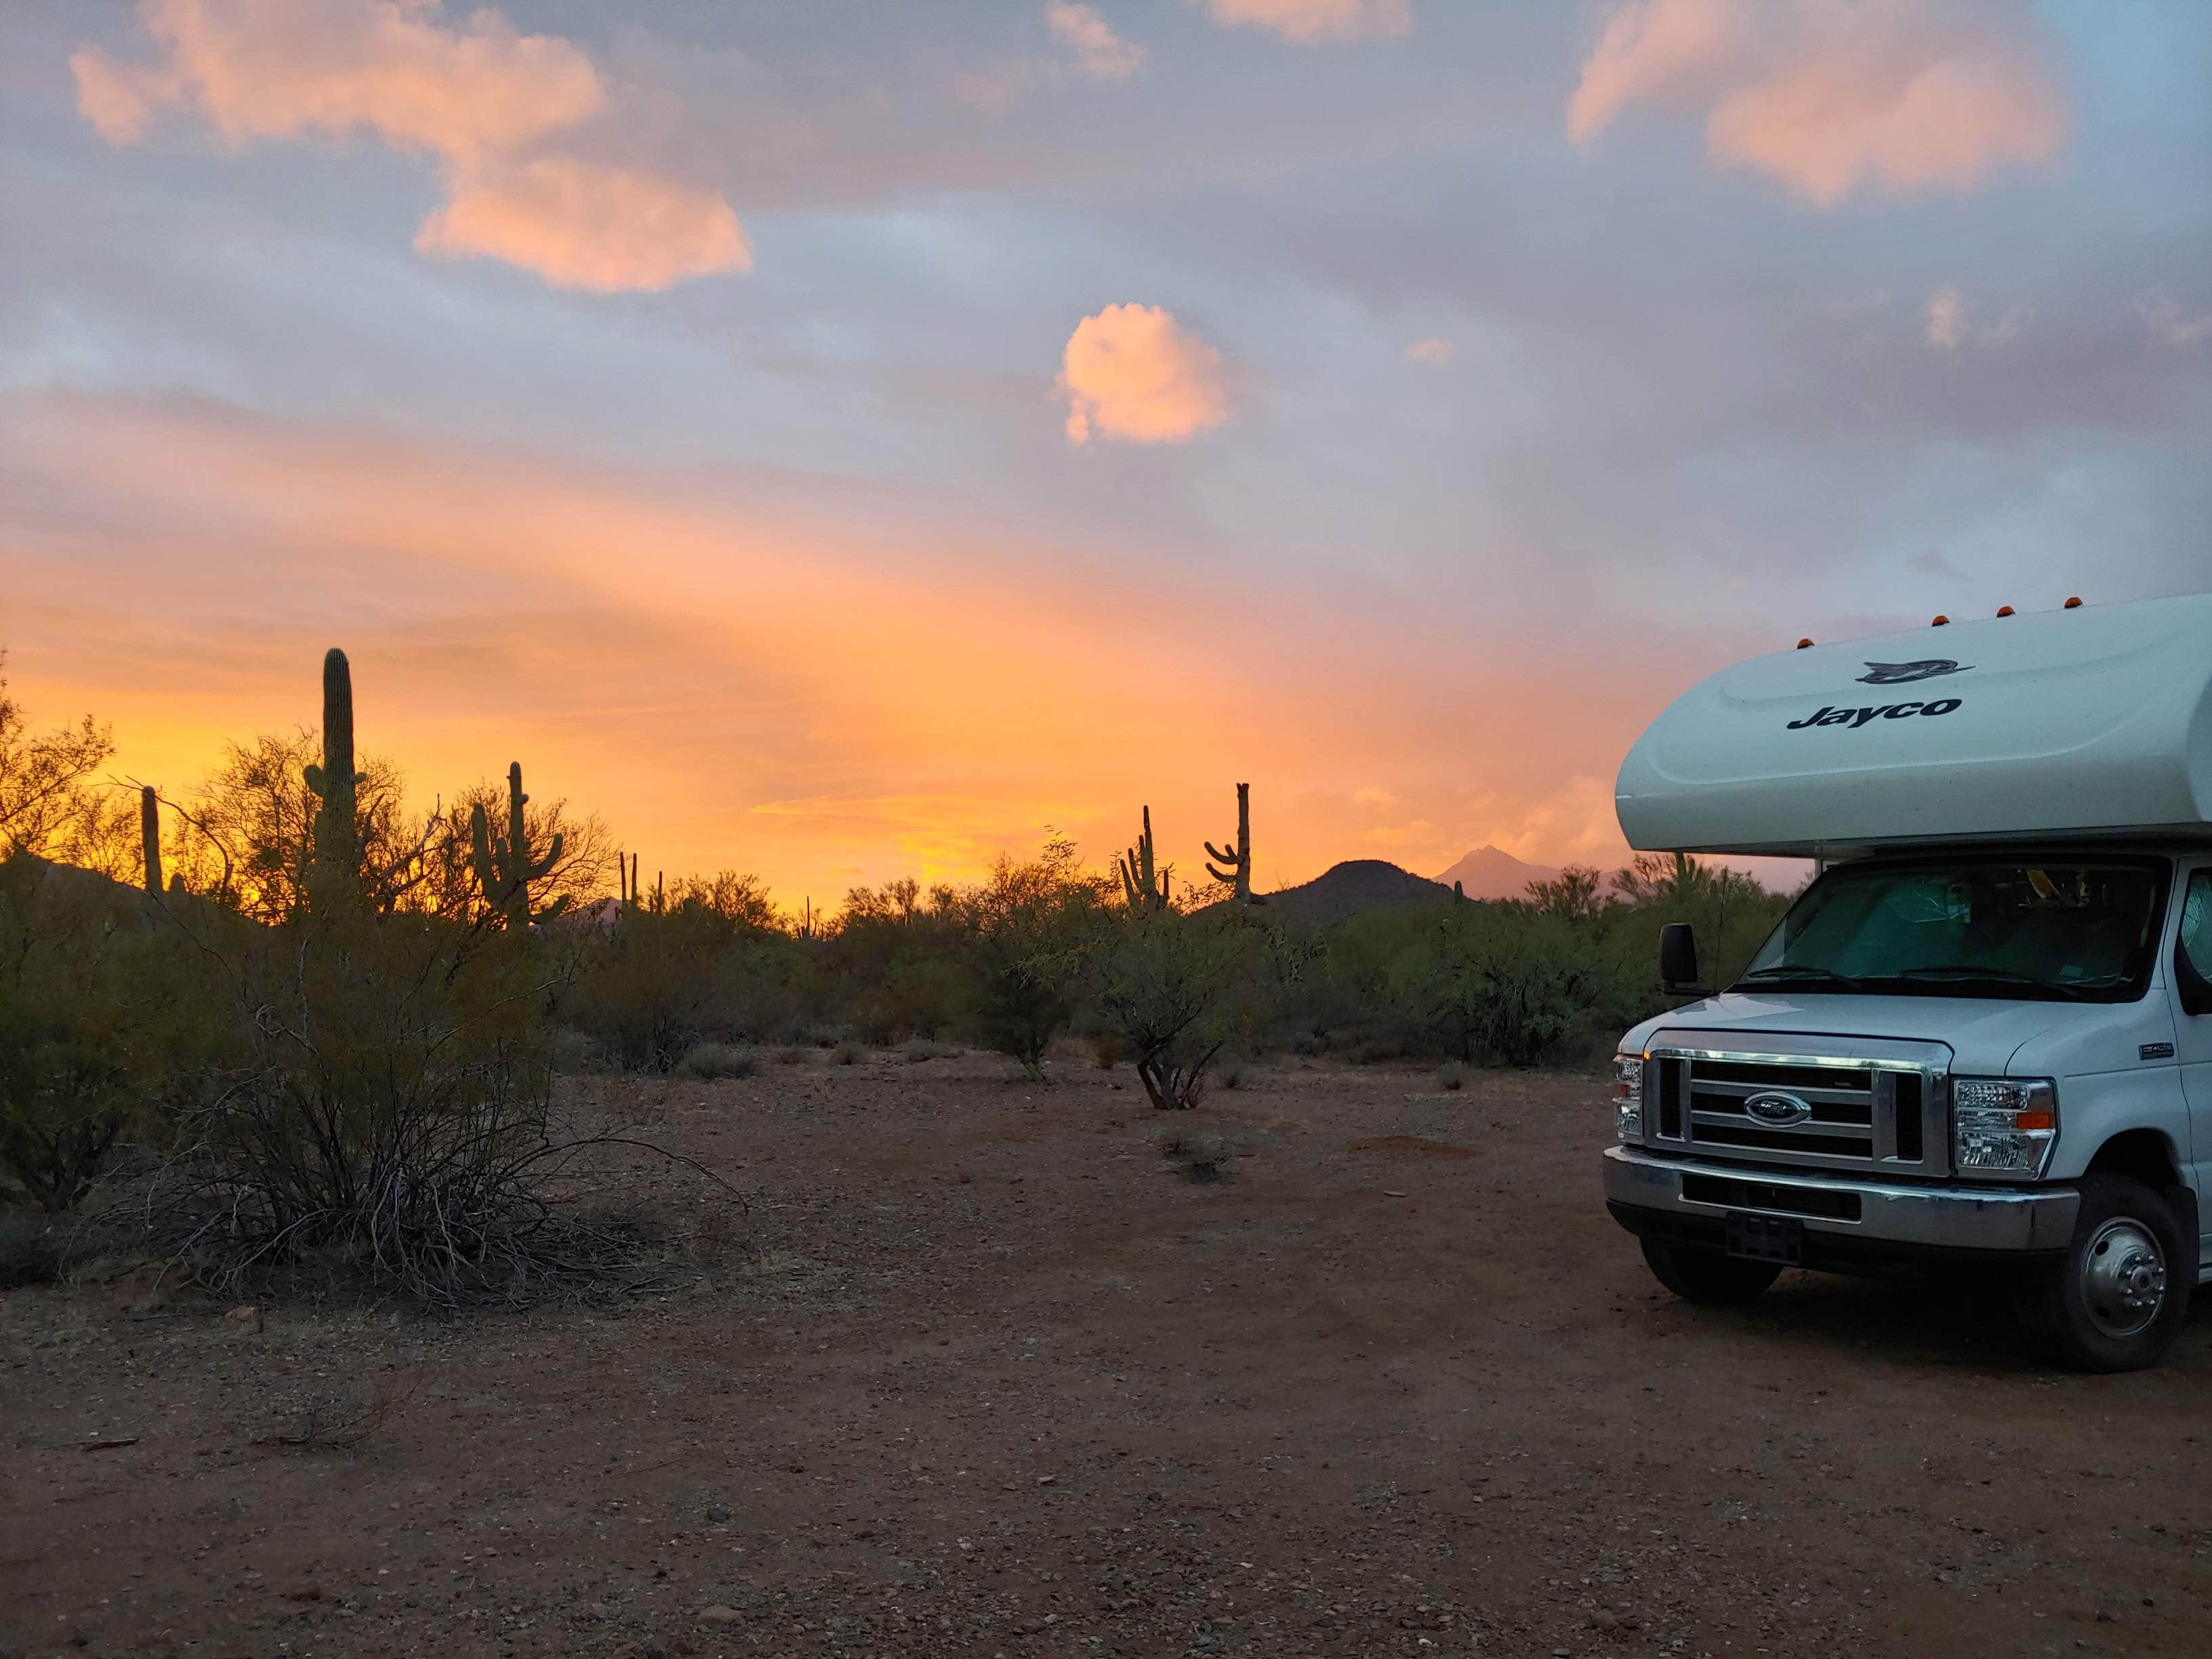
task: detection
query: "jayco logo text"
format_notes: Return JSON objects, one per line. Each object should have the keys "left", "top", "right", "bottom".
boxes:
{"left": 1786, "top": 699, "right": 1962, "bottom": 730}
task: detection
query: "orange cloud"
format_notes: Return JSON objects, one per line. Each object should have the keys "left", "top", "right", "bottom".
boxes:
{"left": 1200, "top": 0, "right": 1412, "bottom": 45}
{"left": 416, "top": 158, "right": 752, "bottom": 293}
{"left": 1404, "top": 337, "right": 1454, "bottom": 365}
{"left": 1059, "top": 304, "right": 1230, "bottom": 446}
{"left": 70, "top": 0, "right": 747, "bottom": 292}
{"left": 1046, "top": 3, "right": 1148, "bottom": 81}
{"left": 1568, "top": 0, "right": 2066, "bottom": 205}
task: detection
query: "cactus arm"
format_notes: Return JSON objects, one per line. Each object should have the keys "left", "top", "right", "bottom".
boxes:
{"left": 469, "top": 802, "right": 501, "bottom": 898}
{"left": 525, "top": 829, "right": 563, "bottom": 881}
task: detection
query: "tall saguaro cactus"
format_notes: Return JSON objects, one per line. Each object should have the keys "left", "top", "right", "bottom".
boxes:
{"left": 303, "top": 648, "right": 363, "bottom": 912}
{"left": 140, "top": 785, "right": 163, "bottom": 897}
{"left": 1204, "top": 782, "right": 1258, "bottom": 905}
{"left": 1117, "top": 805, "right": 1170, "bottom": 915}
{"left": 471, "top": 761, "right": 567, "bottom": 928}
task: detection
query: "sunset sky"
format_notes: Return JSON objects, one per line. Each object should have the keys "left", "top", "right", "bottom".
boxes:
{"left": 4, "top": 1, "right": 2208, "bottom": 908}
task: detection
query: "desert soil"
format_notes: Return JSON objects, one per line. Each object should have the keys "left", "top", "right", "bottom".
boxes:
{"left": 5, "top": 1052, "right": 2211, "bottom": 1658}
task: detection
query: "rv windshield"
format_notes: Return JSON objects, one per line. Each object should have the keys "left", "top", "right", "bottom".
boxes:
{"left": 1734, "top": 857, "right": 2167, "bottom": 1004}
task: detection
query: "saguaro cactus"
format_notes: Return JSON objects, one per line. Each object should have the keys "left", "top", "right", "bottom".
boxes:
{"left": 471, "top": 762, "right": 567, "bottom": 928}
{"left": 302, "top": 647, "right": 363, "bottom": 912}
{"left": 1117, "top": 806, "right": 1170, "bottom": 915}
{"left": 140, "top": 785, "right": 163, "bottom": 897}
{"left": 1204, "top": 783, "right": 1258, "bottom": 905}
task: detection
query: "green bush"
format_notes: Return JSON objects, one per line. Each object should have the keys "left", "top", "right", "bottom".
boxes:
{"left": 0, "top": 855, "right": 230, "bottom": 1211}
{"left": 677, "top": 1042, "right": 757, "bottom": 1080}
{"left": 956, "top": 836, "right": 1107, "bottom": 1080}
{"left": 1092, "top": 910, "right": 1255, "bottom": 1111}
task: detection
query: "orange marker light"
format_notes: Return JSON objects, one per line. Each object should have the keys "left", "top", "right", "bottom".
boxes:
{"left": 1995, "top": 605, "right": 2015, "bottom": 617}
{"left": 1931, "top": 614, "right": 1950, "bottom": 626}
{"left": 2015, "top": 1112, "right": 2056, "bottom": 1133}
{"left": 2064, "top": 596, "right": 2083, "bottom": 609}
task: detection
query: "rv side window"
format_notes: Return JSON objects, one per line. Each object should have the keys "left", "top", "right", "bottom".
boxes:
{"left": 2182, "top": 870, "right": 2212, "bottom": 981}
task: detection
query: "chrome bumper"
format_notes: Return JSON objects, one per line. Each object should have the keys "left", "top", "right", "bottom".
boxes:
{"left": 1603, "top": 1145, "right": 2080, "bottom": 1254}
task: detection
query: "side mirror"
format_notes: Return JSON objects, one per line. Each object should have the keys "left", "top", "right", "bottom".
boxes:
{"left": 2178, "top": 936, "right": 2212, "bottom": 1018}
{"left": 1660, "top": 922, "right": 1713, "bottom": 998}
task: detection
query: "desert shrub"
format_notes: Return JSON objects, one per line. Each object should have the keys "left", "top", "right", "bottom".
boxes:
{"left": 1217, "top": 1057, "right": 1246, "bottom": 1090}
{"left": 0, "top": 855, "right": 230, "bottom": 1210}
{"left": 832, "top": 1038, "right": 866, "bottom": 1066}
{"left": 901, "top": 1038, "right": 954, "bottom": 1063}
{"left": 773, "top": 1044, "right": 811, "bottom": 1066}
{"left": 1436, "top": 1060, "right": 1469, "bottom": 1091}
{"left": 1157, "top": 1127, "right": 1234, "bottom": 1183}
{"left": 1396, "top": 905, "right": 1637, "bottom": 1067}
{"left": 1090, "top": 1030, "right": 1126, "bottom": 1069}
{"left": 0, "top": 1211, "right": 65, "bottom": 1286}
{"left": 1092, "top": 911, "right": 1254, "bottom": 1111}
{"left": 562, "top": 903, "right": 800, "bottom": 1071}
{"left": 142, "top": 909, "right": 661, "bottom": 1310}
{"left": 546, "top": 1026, "right": 611, "bottom": 1075}
{"left": 956, "top": 836, "right": 1109, "bottom": 1080}
{"left": 677, "top": 1042, "right": 756, "bottom": 1080}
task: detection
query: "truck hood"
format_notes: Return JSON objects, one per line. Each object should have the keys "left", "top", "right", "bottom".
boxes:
{"left": 1621, "top": 990, "right": 2177, "bottom": 1080}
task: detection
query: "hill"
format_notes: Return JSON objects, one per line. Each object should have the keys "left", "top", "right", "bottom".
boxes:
{"left": 1431, "top": 844, "right": 1564, "bottom": 901}
{"left": 1259, "top": 859, "right": 1456, "bottom": 928}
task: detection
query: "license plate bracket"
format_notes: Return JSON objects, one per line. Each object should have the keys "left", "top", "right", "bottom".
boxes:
{"left": 1723, "top": 1210, "right": 1803, "bottom": 1265}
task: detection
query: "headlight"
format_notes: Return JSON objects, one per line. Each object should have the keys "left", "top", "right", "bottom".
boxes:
{"left": 1951, "top": 1077, "right": 2057, "bottom": 1178}
{"left": 1613, "top": 1052, "right": 1645, "bottom": 1144}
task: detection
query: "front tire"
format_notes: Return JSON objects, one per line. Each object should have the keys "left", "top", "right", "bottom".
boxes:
{"left": 2016, "top": 1174, "right": 2190, "bottom": 1372}
{"left": 1639, "top": 1237, "right": 1782, "bottom": 1305}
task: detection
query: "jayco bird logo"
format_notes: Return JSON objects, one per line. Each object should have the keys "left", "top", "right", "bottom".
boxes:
{"left": 1856, "top": 659, "right": 1971, "bottom": 685}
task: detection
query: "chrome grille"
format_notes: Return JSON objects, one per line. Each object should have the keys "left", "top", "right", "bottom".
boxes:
{"left": 1641, "top": 1036, "right": 1949, "bottom": 1177}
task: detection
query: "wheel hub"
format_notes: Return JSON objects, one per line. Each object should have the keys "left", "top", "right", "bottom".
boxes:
{"left": 2081, "top": 1218, "right": 2167, "bottom": 1340}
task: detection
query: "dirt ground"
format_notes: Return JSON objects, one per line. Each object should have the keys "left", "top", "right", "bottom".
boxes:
{"left": 6, "top": 1052, "right": 2212, "bottom": 1659}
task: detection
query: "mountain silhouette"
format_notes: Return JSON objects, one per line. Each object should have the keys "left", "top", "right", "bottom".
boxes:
{"left": 1430, "top": 844, "right": 1564, "bottom": 901}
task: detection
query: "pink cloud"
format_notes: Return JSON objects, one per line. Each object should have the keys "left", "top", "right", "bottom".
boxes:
{"left": 1198, "top": 0, "right": 1412, "bottom": 46}
{"left": 1058, "top": 304, "right": 1230, "bottom": 446}
{"left": 1404, "top": 336, "right": 1455, "bottom": 365}
{"left": 2137, "top": 289, "right": 2212, "bottom": 348}
{"left": 70, "top": 0, "right": 747, "bottom": 292}
{"left": 1568, "top": 0, "right": 2067, "bottom": 206}
{"left": 416, "top": 158, "right": 752, "bottom": 293}
{"left": 1046, "top": 3, "right": 1148, "bottom": 81}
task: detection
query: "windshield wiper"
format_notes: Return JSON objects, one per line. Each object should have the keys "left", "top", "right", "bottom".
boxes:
{"left": 1886, "top": 965, "right": 2083, "bottom": 999}
{"left": 1735, "top": 964, "right": 1864, "bottom": 989}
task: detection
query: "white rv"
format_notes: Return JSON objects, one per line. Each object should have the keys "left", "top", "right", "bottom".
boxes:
{"left": 1603, "top": 592, "right": 2212, "bottom": 1370}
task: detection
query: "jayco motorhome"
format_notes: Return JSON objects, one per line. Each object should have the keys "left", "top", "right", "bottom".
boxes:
{"left": 1603, "top": 592, "right": 2212, "bottom": 1370}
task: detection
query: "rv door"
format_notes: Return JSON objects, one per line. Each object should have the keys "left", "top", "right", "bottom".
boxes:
{"left": 2175, "top": 861, "right": 2212, "bottom": 1273}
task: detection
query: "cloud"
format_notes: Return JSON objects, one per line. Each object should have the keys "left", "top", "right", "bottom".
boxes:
{"left": 1352, "top": 786, "right": 1397, "bottom": 808}
{"left": 1058, "top": 304, "right": 1230, "bottom": 446}
{"left": 1047, "top": 3, "right": 1148, "bottom": 81}
{"left": 70, "top": 0, "right": 747, "bottom": 292}
{"left": 1924, "top": 283, "right": 1965, "bottom": 350}
{"left": 2137, "top": 289, "right": 2212, "bottom": 348}
{"left": 1568, "top": 0, "right": 2067, "bottom": 206}
{"left": 1404, "top": 336, "right": 1455, "bottom": 365}
{"left": 415, "top": 158, "right": 752, "bottom": 293}
{"left": 1924, "top": 283, "right": 2028, "bottom": 351}
{"left": 1198, "top": 0, "right": 1412, "bottom": 46}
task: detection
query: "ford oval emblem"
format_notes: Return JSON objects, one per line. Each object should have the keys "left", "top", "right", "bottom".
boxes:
{"left": 1744, "top": 1090, "right": 1814, "bottom": 1126}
